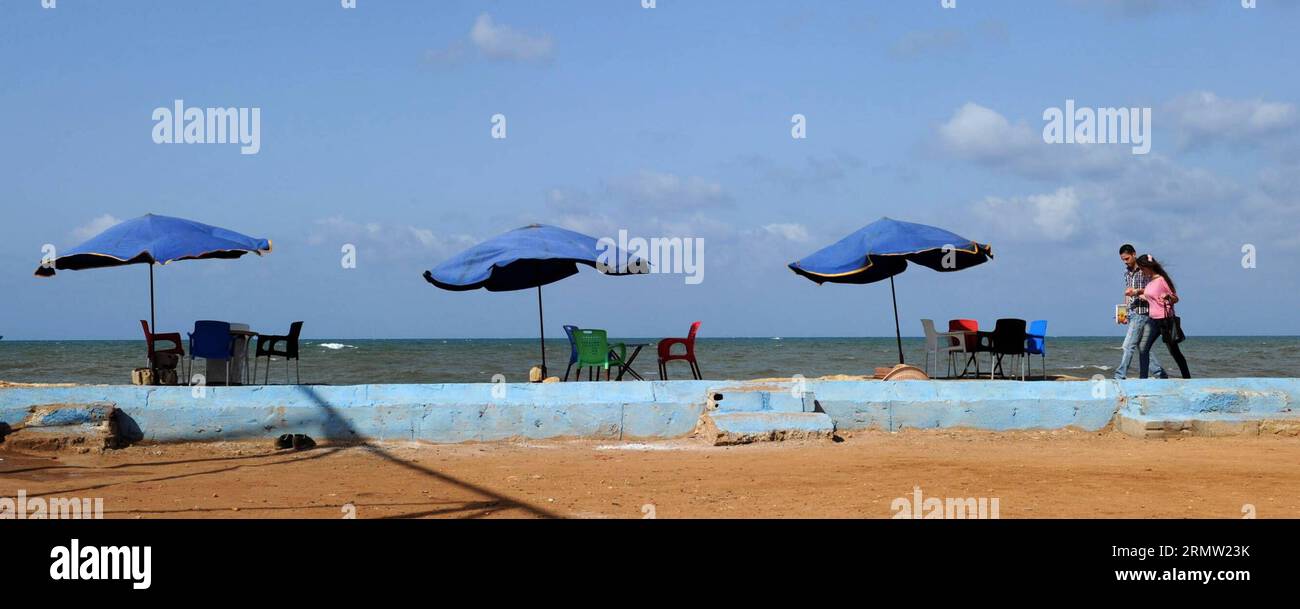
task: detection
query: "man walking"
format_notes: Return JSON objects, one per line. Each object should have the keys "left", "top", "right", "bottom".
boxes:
{"left": 1116, "top": 244, "right": 1166, "bottom": 379}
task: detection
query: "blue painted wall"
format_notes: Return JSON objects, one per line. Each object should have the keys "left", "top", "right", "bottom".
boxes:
{"left": 1, "top": 378, "right": 1295, "bottom": 443}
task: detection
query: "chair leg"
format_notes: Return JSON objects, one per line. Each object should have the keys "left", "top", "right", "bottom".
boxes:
{"left": 693, "top": 360, "right": 701, "bottom": 380}
{"left": 659, "top": 362, "right": 667, "bottom": 381}
{"left": 295, "top": 359, "right": 300, "bottom": 385}
{"left": 563, "top": 363, "right": 573, "bottom": 382}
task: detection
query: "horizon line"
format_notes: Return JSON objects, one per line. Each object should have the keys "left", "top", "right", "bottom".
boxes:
{"left": 4, "top": 335, "right": 1300, "bottom": 342}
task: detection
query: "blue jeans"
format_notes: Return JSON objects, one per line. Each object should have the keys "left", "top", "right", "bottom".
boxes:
{"left": 1116, "top": 313, "right": 1165, "bottom": 379}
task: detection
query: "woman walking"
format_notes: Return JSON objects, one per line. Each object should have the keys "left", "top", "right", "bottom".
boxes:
{"left": 1136, "top": 255, "right": 1191, "bottom": 379}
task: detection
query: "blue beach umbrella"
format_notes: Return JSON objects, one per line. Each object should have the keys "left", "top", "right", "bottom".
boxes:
{"left": 423, "top": 224, "right": 639, "bottom": 378}
{"left": 34, "top": 213, "right": 272, "bottom": 332}
{"left": 788, "top": 217, "right": 993, "bottom": 365}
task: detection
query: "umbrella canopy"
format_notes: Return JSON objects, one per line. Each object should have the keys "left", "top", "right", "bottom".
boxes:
{"left": 423, "top": 224, "right": 636, "bottom": 291}
{"left": 423, "top": 224, "right": 639, "bottom": 377}
{"left": 789, "top": 217, "right": 992, "bottom": 364}
{"left": 36, "top": 213, "right": 271, "bottom": 275}
{"left": 34, "top": 213, "right": 272, "bottom": 331}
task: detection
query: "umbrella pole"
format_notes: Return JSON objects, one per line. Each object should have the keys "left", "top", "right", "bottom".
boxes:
{"left": 148, "top": 264, "right": 158, "bottom": 386}
{"left": 149, "top": 264, "right": 156, "bottom": 334}
{"left": 537, "top": 285, "right": 547, "bottom": 380}
{"left": 890, "top": 275, "right": 904, "bottom": 365}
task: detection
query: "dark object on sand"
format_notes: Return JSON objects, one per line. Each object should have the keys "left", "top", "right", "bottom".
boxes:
{"left": 275, "top": 433, "right": 316, "bottom": 451}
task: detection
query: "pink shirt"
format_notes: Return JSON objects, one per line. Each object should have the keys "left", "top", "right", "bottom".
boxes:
{"left": 1142, "top": 276, "right": 1175, "bottom": 319}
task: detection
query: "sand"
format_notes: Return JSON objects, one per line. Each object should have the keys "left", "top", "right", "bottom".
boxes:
{"left": 3, "top": 429, "right": 1298, "bottom": 519}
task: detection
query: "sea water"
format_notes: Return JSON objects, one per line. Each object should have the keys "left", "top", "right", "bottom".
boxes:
{"left": 1, "top": 336, "right": 1295, "bottom": 385}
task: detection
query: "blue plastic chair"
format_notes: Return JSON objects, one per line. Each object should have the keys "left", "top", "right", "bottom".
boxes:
{"left": 562, "top": 325, "right": 580, "bottom": 381}
{"left": 1025, "top": 320, "right": 1048, "bottom": 380}
{"left": 187, "top": 320, "right": 235, "bottom": 386}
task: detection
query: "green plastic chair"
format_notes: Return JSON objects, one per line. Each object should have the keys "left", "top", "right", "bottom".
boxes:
{"left": 574, "top": 329, "right": 626, "bottom": 381}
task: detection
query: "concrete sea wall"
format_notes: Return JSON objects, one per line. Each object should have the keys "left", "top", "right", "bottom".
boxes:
{"left": 0, "top": 378, "right": 1296, "bottom": 445}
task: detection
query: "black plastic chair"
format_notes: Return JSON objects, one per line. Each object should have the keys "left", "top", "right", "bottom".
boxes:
{"left": 254, "top": 322, "right": 303, "bottom": 385}
{"left": 988, "top": 318, "right": 1028, "bottom": 380}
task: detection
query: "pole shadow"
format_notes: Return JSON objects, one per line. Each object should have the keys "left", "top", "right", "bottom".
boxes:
{"left": 296, "top": 385, "right": 559, "bottom": 519}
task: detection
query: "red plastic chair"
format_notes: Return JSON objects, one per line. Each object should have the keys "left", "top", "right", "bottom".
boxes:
{"left": 140, "top": 320, "right": 184, "bottom": 383}
{"left": 948, "top": 319, "right": 984, "bottom": 377}
{"left": 657, "top": 321, "right": 702, "bottom": 380}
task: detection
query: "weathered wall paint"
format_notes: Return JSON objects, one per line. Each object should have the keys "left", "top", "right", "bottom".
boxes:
{"left": 0, "top": 378, "right": 1295, "bottom": 443}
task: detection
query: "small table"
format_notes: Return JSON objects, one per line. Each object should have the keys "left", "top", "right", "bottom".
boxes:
{"left": 611, "top": 343, "right": 649, "bottom": 381}
{"left": 957, "top": 331, "right": 993, "bottom": 378}
{"left": 205, "top": 324, "right": 256, "bottom": 386}
{"left": 230, "top": 329, "right": 258, "bottom": 384}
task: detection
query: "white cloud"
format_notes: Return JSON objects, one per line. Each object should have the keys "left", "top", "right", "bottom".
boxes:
{"left": 72, "top": 214, "right": 122, "bottom": 242}
{"left": 425, "top": 14, "right": 555, "bottom": 66}
{"left": 761, "top": 223, "right": 811, "bottom": 242}
{"left": 606, "top": 170, "right": 731, "bottom": 210}
{"left": 937, "top": 103, "right": 1041, "bottom": 163}
{"left": 424, "top": 41, "right": 468, "bottom": 66}
{"left": 307, "top": 216, "right": 477, "bottom": 261}
{"left": 976, "top": 187, "right": 1083, "bottom": 241}
{"left": 469, "top": 14, "right": 554, "bottom": 62}
{"left": 936, "top": 101, "right": 1154, "bottom": 180}
{"left": 1166, "top": 91, "right": 1298, "bottom": 148}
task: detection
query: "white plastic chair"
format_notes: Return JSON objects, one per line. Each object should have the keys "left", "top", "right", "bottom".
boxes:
{"left": 921, "top": 319, "right": 967, "bottom": 378}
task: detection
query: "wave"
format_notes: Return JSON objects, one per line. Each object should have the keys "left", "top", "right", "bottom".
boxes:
{"left": 316, "top": 343, "right": 356, "bottom": 350}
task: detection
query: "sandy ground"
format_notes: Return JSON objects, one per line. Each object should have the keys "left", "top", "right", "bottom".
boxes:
{"left": 3, "top": 429, "right": 1298, "bottom": 519}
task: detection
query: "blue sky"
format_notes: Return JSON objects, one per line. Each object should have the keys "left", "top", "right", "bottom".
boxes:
{"left": 2, "top": 0, "right": 1297, "bottom": 340}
